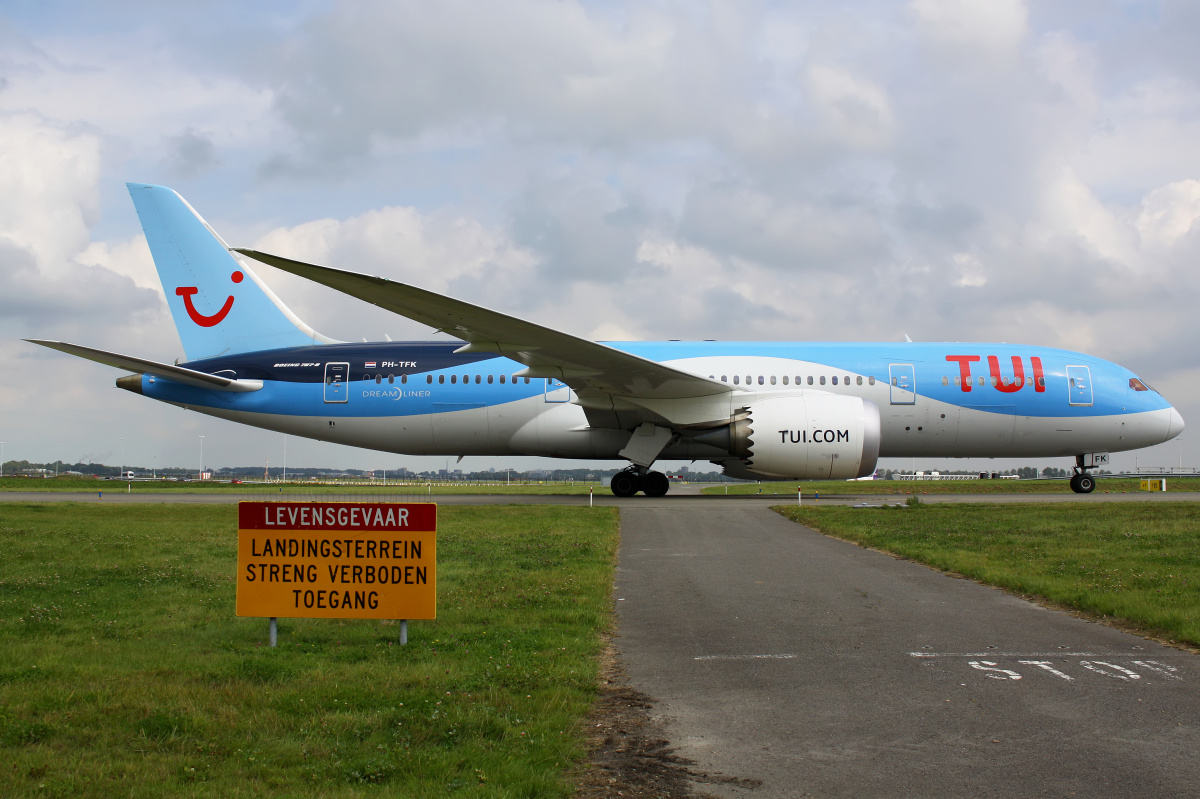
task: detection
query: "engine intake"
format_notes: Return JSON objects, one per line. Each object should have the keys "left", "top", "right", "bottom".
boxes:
{"left": 714, "top": 395, "right": 880, "bottom": 480}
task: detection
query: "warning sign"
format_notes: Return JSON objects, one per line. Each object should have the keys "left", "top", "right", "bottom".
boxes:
{"left": 236, "top": 502, "right": 436, "bottom": 620}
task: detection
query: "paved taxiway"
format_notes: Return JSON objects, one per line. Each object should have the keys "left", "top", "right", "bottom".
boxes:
{"left": 5, "top": 488, "right": 1200, "bottom": 506}
{"left": 3, "top": 489, "right": 1198, "bottom": 796}
{"left": 617, "top": 504, "right": 1199, "bottom": 798}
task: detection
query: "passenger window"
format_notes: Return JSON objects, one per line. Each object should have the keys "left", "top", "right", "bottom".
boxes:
{"left": 500, "top": 374, "right": 506, "bottom": 384}
{"left": 746, "top": 375, "right": 752, "bottom": 385}
{"left": 488, "top": 375, "right": 494, "bottom": 384}
{"left": 856, "top": 376, "right": 862, "bottom": 386}
{"left": 462, "top": 375, "right": 468, "bottom": 383}
{"left": 475, "top": 375, "right": 481, "bottom": 384}
{"left": 1038, "top": 376, "right": 1045, "bottom": 388}
{"left": 362, "top": 374, "right": 370, "bottom": 382}
{"left": 524, "top": 377, "right": 530, "bottom": 384}
{"left": 375, "top": 374, "right": 382, "bottom": 384}
{"left": 402, "top": 375, "right": 408, "bottom": 384}
{"left": 807, "top": 376, "right": 813, "bottom": 385}
{"left": 868, "top": 376, "right": 875, "bottom": 385}
{"left": 844, "top": 375, "right": 850, "bottom": 385}
{"left": 782, "top": 376, "right": 789, "bottom": 385}
{"left": 721, "top": 375, "right": 728, "bottom": 382}
{"left": 977, "top": 376, "right": 984, "bottom": 386}
{"left": 990, "top": 376, "right": 997, "bottom": 386}
{"left": 954, "top": 376, "right": 960, "bottom": 386}
{"left": 758, "top": 376, "right": 765, "bottom": 385}
{"left": 832, "top": 376, "right": 838, "bottom": 385}
{"left": 388, "top": 374, "right": 394, "bottom": 384}
{"left": 733, "top": 375, "right": 740, "bottom": 385}
{"left": 891, "top": 377, "right": 897, "bottom": 387}
{"left": 942, "top": 376, "right": 948, "bottom": 386}
{"left": 770, "top": 375, "right": 777, "bottom": 385}
{"left": 820, "top": 376, "right": 827, "bottom": 385}
{"left": 426, "top": 375, "right": 432, "bottom": 384}
{"left": 438, "top": 375, "right": 445, "bottom": 384}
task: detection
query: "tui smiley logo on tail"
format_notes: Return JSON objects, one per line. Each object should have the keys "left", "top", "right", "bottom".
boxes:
{"left": 176, "top": 271, "right": 244, "bottom": 327}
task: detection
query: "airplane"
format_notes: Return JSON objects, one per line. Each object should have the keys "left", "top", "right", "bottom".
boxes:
{"left": 29, "top": 184, "right": 1184, "bottom": 496}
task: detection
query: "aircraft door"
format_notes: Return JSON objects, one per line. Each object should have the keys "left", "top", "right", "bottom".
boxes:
{"left": 1066, "top": 365, "right": 1093, "bottom": 406}
{"left": 889, "top": 364, "right": 916, "bottom": 405}
{"left": 324, "top": 362, "right": 349, "bottom": 403}
{"left": 545, "top": 377, "right": 570, "bottom": 403}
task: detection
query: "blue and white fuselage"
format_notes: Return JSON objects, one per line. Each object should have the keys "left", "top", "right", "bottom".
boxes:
{"left": 135, "top": 340, "right": 1179, "bottom": 462}
{"left": 29, "top": 184, "right": 1183, "bottom": 496}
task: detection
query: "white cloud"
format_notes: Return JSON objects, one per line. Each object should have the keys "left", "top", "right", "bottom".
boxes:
{"left": 1136, "top": 179, "right": 1200, "bottom": 250}
{"left": 910, "top": 0, "right": 1028, "bottom": 60}
{"left": 807, "top": 65, "right": 894, "bottom": 150}
{"left": 0, "top": 112, "right": 101, "bottom": 275}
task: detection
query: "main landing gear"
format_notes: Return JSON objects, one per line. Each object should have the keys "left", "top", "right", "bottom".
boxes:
{"left": 610, "top": 467, "right": 670, "bottom": 498}
{"left": 1069, "top": 454, "right": 1097, "bottom": 494}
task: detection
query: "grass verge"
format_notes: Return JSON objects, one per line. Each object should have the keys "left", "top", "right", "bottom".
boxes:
{"left": 0, "top": 477, "right": 611, "bottom": 496}
{"left": 0, "top": 502, "right": 619, "bottom": 797}
{"left": 705, "top": 477, "right": 1200, "bottom": 495}
{"left": 775, "top": 502, "right": 1200, "bottom": 648}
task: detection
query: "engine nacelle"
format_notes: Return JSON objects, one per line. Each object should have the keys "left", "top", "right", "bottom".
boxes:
{"left": 719, "top": 395, "right": 881, "bottom": 481}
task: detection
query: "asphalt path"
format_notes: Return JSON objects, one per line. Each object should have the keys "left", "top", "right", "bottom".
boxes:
{"left": 616, "top": 504, "right": 1199, "bottom": 798}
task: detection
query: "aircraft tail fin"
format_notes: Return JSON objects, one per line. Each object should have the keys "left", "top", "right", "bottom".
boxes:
{"left": 127, "top": 183, "right": 335, "bottom": 362}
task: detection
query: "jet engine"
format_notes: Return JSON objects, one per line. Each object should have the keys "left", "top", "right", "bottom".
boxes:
{"left": 703, "top": 395, "right": 881, "bottom": 481}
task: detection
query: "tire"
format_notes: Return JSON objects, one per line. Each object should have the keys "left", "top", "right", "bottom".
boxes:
{"left": 1069, "top": 473, "right": 1082, "bottom": 493}
{"left": 610, "top": 471, "right": 640, "bottom": 497}
{"left": 642, "top": 471, "right": 670, "bottom": 497}
{"left": 1076, "top": 473, "right": 1096, "bottom": 493}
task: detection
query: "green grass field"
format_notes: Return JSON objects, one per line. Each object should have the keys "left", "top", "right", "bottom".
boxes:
{"left": 776, "top": 502, "right": 1200, "bottom": 647}
{"left": 705, "top": 476, "right": 1200, "bottom": 495}
{"left": 0, "top": 503, "right": 619, "bottom": 798}
{"left": 0, "top": 477, "right": 610, "bottom": 496}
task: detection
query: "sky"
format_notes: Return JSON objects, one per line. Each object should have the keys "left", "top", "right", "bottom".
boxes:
{"left": 2, "top": 0, "right": 1198, "bottom": 476}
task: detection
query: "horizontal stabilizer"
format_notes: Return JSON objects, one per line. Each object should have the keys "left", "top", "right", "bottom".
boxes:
{"left": 25, "top": 340, "right": 263, "bottom": 392}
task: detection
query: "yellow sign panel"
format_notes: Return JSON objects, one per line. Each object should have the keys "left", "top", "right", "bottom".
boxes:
{"left": 236, "top": 502, "right": 436, "bottom": 619}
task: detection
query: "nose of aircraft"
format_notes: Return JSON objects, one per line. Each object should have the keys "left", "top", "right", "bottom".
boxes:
{"left": 1167, "top": 406, "right": 1186, "bottom": 440}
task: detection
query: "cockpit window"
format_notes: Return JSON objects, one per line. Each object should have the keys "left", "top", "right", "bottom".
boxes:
{"left": 1129, "top": 377, "right": 1155, "bottom": 392}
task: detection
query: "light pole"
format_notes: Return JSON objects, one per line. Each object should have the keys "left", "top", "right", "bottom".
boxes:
{"left": 198, "top": 435, "right": 205, "bottom": 480}
{"left": 152, "top": 456, "right": 157, "bottom": 479}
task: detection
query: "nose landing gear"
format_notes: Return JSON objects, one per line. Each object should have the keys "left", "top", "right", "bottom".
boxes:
{"left": 1070, "top": 454, "right": 1097, "bottom": 493}
{"left": 1069, "top": 472, "right": 1096, "bottom": 493}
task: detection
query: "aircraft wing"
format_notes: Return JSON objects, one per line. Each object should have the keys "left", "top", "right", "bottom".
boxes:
{"left": 234, "top": 249, "right": 730, "bottom": 405}
{"left": 25, "top": 340, "right": 263, "bottom": 392}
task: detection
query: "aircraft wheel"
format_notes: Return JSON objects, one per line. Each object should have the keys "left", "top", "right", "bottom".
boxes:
{"left": 1069, "top": 473, "right": 1082, "bottom": 492}
{"left": 642, "top": 471, "right": 670, "bottom": 497}
{"left": 1076, "top": 473, "right": 1096, "bottom": 493}
{"left": 610, "top": 471, "right": 641, "bottom": 497}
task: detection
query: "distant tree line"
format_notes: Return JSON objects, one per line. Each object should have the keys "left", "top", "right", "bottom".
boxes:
{"left": 3, "top": 460, "right": 1112, "bottom": 482}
